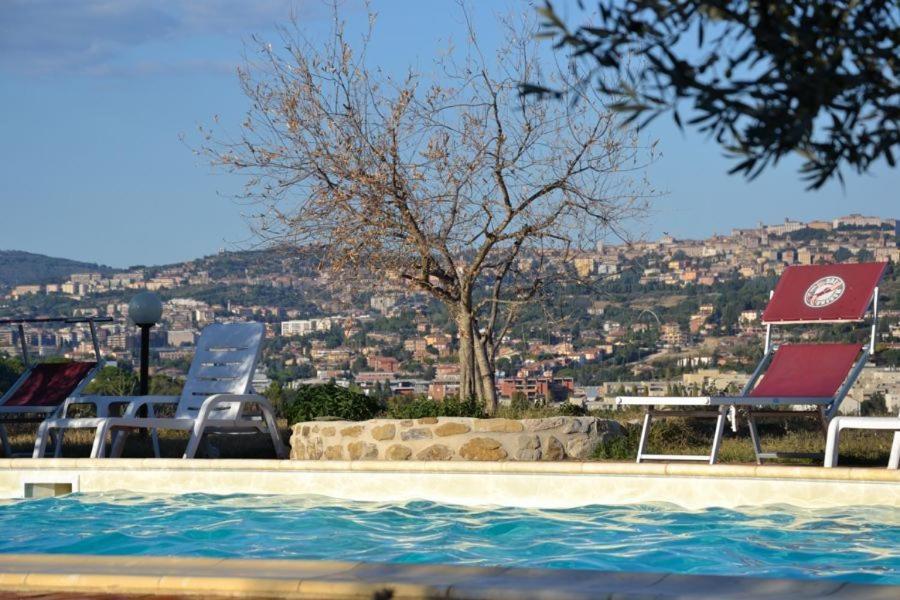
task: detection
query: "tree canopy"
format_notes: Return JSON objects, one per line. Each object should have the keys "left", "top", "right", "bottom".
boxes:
{"left": 203, "top": 8, "right": 651, "bottom": 411}
{"left": 526, "top": 1, "right": 898, "bottom": 189}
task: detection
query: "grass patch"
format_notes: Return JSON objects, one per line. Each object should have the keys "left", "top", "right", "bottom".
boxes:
{"left": 591, "top": 418, "right": 897, "bottom": 467}
{"left": 1, "top": 420, "right": 291, "bottom": 459}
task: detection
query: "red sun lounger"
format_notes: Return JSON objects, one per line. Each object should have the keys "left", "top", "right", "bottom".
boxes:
{"left": 617, "top": 262, "right": 887, "bottom": 464}
{"left": 0, "top": 361, "right": 101, "bottom": 457}
{"left": 0, "top": 316, "right": 110, "bottom": 457}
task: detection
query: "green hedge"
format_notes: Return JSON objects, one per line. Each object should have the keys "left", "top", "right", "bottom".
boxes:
{"left": 385, "top": 396, "right": 485, "bottom": 419}
{"left": 284, "top": 383, "right": 381, "bottom": 425}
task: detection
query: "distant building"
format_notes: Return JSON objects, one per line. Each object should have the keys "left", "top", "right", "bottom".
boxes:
{"left": 281, "top": 318, "right": 333, "bottom": 337}
{"left": 11, "top": 285, "right": 41, "bottom": 298}
{"left": 166, "top": 330, "right": 196, "bottom": 347}
{"left": 764, "top": 218, "right": 805, "bottom": 236}
{"left": 660, "top": 322, "right": 687, "bottom": 347}
{"left": 366, "top": 355, "right": 399, "bottom": 373}
{"left": 498, "top": 377, "right": 574, "bottom": 403}
{"left": 428, "top": 378, "right": 460, "bottom": 401}
{"left": 833, "top": 214, "right": 892, "bottom": 229}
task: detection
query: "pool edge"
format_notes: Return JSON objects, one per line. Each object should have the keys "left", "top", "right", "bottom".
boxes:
{"left": 0, "top": 553, "right": 896, "bottom": 599}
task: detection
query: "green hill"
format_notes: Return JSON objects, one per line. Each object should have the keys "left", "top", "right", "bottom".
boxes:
{"left": 0, "top": 250, "right": 117, "bottom": 288}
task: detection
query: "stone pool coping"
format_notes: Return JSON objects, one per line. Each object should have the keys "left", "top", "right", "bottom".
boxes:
{"left": 0, "top": 459, "right": 898, "bottom": 508}
{"left": 0, "top": 554, "right": 896, "bottom": 599}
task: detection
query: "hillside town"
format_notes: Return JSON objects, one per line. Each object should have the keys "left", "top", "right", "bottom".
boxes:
{"left": 2, "top": 213, "right": 899, "bottom": 414}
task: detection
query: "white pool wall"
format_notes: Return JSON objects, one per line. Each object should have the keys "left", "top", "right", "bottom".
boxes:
{"left": 1, "top": 459, "right": 898, "bottom": 509}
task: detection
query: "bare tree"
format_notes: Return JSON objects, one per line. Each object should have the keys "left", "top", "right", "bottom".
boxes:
{"left": 202, "top": 6, "right": 652, "bottom": 413}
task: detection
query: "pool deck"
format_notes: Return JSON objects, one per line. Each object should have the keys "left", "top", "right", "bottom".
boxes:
{"left": 0, "top": 554, "right": 897, "bottom": 599}
{"left": 0, "top": 458, "right": 898, "bottom": 508}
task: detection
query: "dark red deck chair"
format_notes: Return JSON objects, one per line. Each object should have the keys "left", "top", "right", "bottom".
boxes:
{"left": 618, "top": 262, "right": 887, "bottom": 464}
{"left": 0, "top": 361, "right": 100, "bottom": 457}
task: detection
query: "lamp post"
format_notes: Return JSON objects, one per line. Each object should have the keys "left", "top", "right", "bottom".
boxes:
{"left": 128, "top": 292, "right": 163, "bottom": 395}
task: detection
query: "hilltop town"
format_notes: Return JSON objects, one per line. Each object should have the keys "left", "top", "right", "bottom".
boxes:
{"left": 2, "top": 213, "right": 898, "bottom": 414}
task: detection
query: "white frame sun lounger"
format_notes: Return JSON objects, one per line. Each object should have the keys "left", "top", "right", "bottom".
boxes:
{"left": 33, "top": 322, "right": 287, "bottom": 459}
{"left": 825, "top": 415, "right": 900, "bottom": 468}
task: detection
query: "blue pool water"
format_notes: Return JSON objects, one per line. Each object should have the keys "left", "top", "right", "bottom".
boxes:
{"left": 0, "top": 493, "right": 897, "bottom": 584}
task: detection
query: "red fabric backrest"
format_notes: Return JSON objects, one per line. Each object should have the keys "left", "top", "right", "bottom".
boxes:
{"left": 749, "top": 344, "right": 862, "bottom": 398}
{"left": 761, "top": 262, "right": 886, "bottom": 323}
{"left": 3, "top": 362, "right": 97, "bottom": 407}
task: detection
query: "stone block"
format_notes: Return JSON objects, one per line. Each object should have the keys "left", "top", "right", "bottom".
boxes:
{"left": 416, "top": 444, "right": 454, "bottom": 461}
{"left": 347, "top": 441, "right": 378, "bottom": 460}
{"left": 523, "top": 417, "right": 565, "bottom": 432}
{"left": 371, "top": 424, "right": 396, "bottom": 441}
{"left": 401, "top": 428, "right": 433, "bottom": 441}
{"left": 340, "top": 425, "right": 364, "bottom": 438}
{"left": 291, "top": 444, "right": 306, "bottom": 460}
{"left": 565, "top": 434, "right": 595, "bottom": 459}
{"left": 543, "top": 436, "right": 565, "bottom": 461}
{"left": 385, "top": 444, "right": 412, "bottom": 461}
{"left": 306, "top": 439, "right": 324, "bottom": 460}
{"left": 474, "top": 419, "right": 523, "bottom": 433}
{"left": 516, "top": 434, "right": 542, "bottom": 461}
{"left": 434, "top": 422, "right": 470, "bottom": 437}
{"left": 324, "top": 445, "right": 344, "bottom": 460}
{"left": 460, "top": 437, "right": 508, "bottom": 461}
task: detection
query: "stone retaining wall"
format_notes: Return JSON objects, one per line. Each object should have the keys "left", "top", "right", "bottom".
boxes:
{"left": 290, "top": 417, "right": 622, "bottom": 461}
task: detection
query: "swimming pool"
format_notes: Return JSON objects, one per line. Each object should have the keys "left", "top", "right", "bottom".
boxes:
{"left": 0, "top": 493, "right": 897, "bottom": 585}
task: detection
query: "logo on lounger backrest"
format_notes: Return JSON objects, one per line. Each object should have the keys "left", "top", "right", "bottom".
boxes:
{"left": 804, "top": 275, "right": 846, "bottom": 308}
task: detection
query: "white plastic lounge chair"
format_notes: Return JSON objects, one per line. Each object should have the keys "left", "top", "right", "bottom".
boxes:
{"left": 617, "top": 262, "right": 887, "bottom": 465}
{"left": 825, "top": 414, "right": 900, "bottom": 468}
{"left": 0, "top": 317, "right": 108, "bottom": 457}
{"left": 33, "top": 322, "right": 287, "bottom": 459}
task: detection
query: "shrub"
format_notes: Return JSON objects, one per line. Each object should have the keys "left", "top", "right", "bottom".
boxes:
{"left": 861, "top": 391, "right": 889, "bottom": 416}
{"left": 385, "top": 396, "right": 485, "bottom": 419}
{"left": 592, "top": 426, "right": 638, "bottom": 460}
{"left": 556, "top": 402, "right": 588, "bottom": 417}
{"left": 284, "top": 383, "right": 381, "bottom": 425}
{"left": 508, "top": 392, "right": 531, "bottom": 414}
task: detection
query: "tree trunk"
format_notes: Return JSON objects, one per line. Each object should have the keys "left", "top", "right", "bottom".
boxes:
{"left": 473, "top": 329, "right": 498, "bottom": 414}
{"left": 457, "top": 311, "right": 476, "bottom": 401}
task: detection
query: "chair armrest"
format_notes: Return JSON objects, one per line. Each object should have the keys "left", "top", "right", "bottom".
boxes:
{"left": 617, "top": 396, "right": 715, "bottom": 406}
{"left": 62, "top": 395, "right": 179, "bottom": 418}
{"left": 722, "top": 396, "right": 832, "bottom": 406}
{"left": 197, "top": 394, "right": 273, "bottom": 421}
{"left": 120, "top": 396, "right": 181, "bottom": 417}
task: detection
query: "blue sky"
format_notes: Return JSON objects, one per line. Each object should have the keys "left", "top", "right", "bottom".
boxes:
{"left": 0, "top": 0, "right": 896, "bottom": 268}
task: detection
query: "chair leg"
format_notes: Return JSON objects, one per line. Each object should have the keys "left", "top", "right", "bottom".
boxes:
{"left": 0, "top": 425, "right": 11, "bottom": 458}
{"left": 32, "top": 422, "right": 52, "bottom": 458}
{"left": 183, "top": 422, "right": 205, "bottom": 459}
{"left": 51, "top": 430, "right": 62, "bottom": 458}
{"left": 824, "top": 418, "right": 841, "bottom": 468}
{"left": 150, "top": 428, "right": 161, "bottom": 458}
{"left": 110, "top": 429, "right": 131, "bottom": 458}
{"left": 145, "top": 404, "right": 161, "bottom": 458}
{"left": 261, "top": 407, "right": 287, "bottom": 459}
{"left": 889, "top": 432, "right": 900, "bottom": 469}
{"left": 710, "top": 406, "right": 727, "bottom": 465}
{"left": 747, "top": 413, "right": 763, "bottom": 465}
{"left": 91, "top": 423, "right": 109, "bottom": 458}
{"left": 636, "top": 411, "right": 652, "bottom": 464}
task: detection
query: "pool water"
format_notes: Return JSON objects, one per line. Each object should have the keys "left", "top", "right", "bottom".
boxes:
{"left": 0, "top": 493, "right": 897, "bottom": 584}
